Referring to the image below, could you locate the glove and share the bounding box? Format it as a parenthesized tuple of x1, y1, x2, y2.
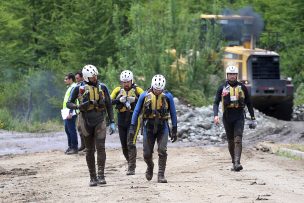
(127, 96, 136, 103)
(119, 96, 127, 103)
(129, 124, 135, 136)
(249, 117, 257, 129)
(109, 122, 116, 135)
(170, 126, 177, 143)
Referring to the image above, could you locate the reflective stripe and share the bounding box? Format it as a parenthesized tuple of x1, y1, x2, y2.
(133, 117, 141, 144)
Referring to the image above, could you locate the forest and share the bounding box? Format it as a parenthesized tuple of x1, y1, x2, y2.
(0, 0, 303, 131)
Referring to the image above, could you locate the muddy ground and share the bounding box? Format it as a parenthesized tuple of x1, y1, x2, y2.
(0, 121, 304, 203)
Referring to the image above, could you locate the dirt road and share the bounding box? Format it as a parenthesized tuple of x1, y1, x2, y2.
(1, 142, 304, 202)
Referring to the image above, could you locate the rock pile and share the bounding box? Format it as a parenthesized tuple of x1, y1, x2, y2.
(174, 98, 280, 145)
(292, 104, 304, 121)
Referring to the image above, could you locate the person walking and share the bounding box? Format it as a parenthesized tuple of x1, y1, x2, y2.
(110, 70, 144, 175)
(67, 65, 116, 186)
(213, 65, 257, 171)
(130, 74, 177, 183)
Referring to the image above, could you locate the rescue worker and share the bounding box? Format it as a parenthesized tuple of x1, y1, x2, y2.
(110, 70, 144, 175)
(62, 73, 78, 155)
(75, 71, 85, 151)
(213, 65, 257, 171)
(67, 64, 116, 186)
(130, 74, 177, 183)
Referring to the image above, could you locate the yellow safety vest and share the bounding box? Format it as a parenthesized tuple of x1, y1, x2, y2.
(78, 84, 106, 112)
(111, 86, 143, 112)
(63, 83, 77, 109)
(143, 92, 169, 119)
(222, 84, 245, 111)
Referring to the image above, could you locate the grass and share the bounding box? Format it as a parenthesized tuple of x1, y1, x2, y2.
(276, 149, 303, 160)
(283, 144, 304, 152)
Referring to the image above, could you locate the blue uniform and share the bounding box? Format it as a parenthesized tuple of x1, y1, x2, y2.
(131, 89, 177, 180)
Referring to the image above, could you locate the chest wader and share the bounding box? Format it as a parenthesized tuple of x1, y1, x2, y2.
(222, 85, 245, 172)
(142, 93, 169, 183)
(78, 84, 107, 186)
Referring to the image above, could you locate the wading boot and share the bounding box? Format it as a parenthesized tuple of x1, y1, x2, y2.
(158, 156, 167, 183)
(144, 158, 154, 181)
(86, 149, 97, 186)
(97, 176, 106, 185)
(228, 139, 235, 171)
(97, 149, 107, 184)
(89, 177, 98, 187)
(126, 146, 136, 175)
(234, 137, 243, 172)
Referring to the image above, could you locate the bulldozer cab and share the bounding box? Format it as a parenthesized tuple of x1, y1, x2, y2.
(201, 14, 255, 48)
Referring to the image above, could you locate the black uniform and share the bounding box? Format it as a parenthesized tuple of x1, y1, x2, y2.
(110, 84, 143, 175)
(213, 81, 255, 171)
(67, 81, 114, 185)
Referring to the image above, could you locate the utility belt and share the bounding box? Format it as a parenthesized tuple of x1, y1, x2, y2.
(143, 109, 169, 120)
(79, 100, 106, 112)
(116, 104, 134, 113)
(225, 104, 244, 109)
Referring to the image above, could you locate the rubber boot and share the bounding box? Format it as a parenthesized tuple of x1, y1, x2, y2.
(234, 136, 243, 172)
(228, 139, 235, 171)
(158, 155, 167, 183)
(89, 177, 98, 187)
(97, 148, 107, 184)
(86, 149, 97, 186)
(126, 146, 136, 175)
(144, 158, 154, 181)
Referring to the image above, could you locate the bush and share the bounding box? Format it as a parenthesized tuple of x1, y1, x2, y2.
(0, 108, 62, 132)
(294, 83, 304, 105)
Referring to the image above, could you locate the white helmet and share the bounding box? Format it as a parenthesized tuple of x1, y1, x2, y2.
(226, 65, 238, 74)
(82, 64, 99, 82)
(120, 70, 133, 82)
(151, 74, 166, 91)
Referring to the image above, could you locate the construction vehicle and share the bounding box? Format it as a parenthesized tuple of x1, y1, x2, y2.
(201, 14, 294, 120)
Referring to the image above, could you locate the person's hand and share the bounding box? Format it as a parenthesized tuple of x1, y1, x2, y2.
(109, 123, 116, 135)
(170, 126, 177, 143)
(127, 96, 136, 103)
(214, 116, 220, 125)
(66, 113, 73, 119)
(77, 102, 86, 111)
(249, 117, 257, 129)
(119, 96, 127, 103)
